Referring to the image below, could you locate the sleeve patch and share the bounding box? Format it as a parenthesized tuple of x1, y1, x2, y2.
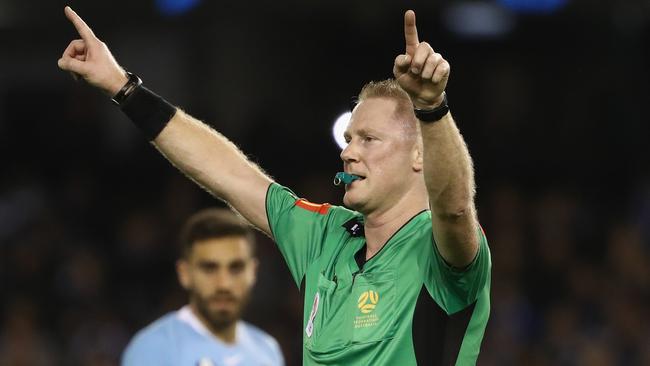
(295, 199, 331, 215)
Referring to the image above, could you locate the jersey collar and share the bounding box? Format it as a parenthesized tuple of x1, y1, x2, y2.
(342, 217, 365, 237)
(344, 209, 430, 273)
(177, 305, 245, 347)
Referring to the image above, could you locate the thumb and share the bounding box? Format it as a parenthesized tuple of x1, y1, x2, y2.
(58, 56, 88, 75)
(393, 54, 411, 77)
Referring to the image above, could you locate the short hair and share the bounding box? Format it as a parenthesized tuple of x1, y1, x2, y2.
(357, 79, 416, 122)
(178, 208, 255, 258)
(356, 79, 419, 140)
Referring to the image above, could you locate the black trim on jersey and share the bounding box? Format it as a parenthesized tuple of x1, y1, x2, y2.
(431, 232, 479, 273)
(346, 209, 428, 271)
(343, 217, 365, 237)
(413, 285, 477, 365)
(264, 182, 276, 240)
(354, 243, 367, 270)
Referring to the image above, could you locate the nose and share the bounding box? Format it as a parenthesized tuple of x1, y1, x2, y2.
(340, 140, 358, 163)
(214, 269, 234, 290)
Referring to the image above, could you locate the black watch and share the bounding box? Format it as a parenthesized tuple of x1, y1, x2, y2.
(414, 92, 449, 123)
(111, 71, 142, 106)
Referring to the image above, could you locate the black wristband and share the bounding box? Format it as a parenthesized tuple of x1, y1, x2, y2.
(414, 93, 449, 123)
(121, 85, 176, 140)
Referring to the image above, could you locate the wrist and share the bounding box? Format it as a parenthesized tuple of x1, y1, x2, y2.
(114, 72, 176, 140)
(412, 93, 446, 110)
(414, 92, 449, 123)
(106, 69, 129, 97)
(111, 71, 142, 106)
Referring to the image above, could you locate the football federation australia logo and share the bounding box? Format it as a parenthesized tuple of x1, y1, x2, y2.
(357, 290, 379, 314)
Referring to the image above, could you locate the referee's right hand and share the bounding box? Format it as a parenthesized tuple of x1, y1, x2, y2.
(58, 6, 128, 97)
(393, 10, 449, 109)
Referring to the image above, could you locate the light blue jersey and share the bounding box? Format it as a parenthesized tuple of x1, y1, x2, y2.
(122, 306, 284, 366)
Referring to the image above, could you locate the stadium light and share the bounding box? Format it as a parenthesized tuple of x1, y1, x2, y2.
(155, 0, 201, 16)
(498, 0, 568, 14)
(443, 2, 515, 39)
(332, 111, 351, 150)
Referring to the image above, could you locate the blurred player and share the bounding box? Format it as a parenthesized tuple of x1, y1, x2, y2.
(59, 7, 491, 365)
(121, 208, 284, 366)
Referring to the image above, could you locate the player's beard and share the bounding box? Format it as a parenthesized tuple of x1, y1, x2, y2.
(191, 290, 252, 331)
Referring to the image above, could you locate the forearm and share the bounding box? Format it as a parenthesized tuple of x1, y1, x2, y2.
(421, 113, 474, 214)
(421, 113, 478, 266)
(153, 109, 273, 234)
(56, 8, 274, 233)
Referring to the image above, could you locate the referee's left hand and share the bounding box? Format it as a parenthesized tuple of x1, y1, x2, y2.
(393, 10, 450, 110)
(57, 6, 128, 97)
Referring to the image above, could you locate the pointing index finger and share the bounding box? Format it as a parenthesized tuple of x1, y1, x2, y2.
(64, 6, 96, 42)
(404, 10, 419, 56)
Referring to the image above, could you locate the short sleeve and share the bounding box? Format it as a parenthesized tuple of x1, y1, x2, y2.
(266, 183, 333, 287)
(121, 329, 171, 366)
(424, 226, 492, 314)
(270, 337, 286, 366)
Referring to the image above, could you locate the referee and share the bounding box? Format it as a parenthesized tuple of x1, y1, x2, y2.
(58, 7, 491, 365)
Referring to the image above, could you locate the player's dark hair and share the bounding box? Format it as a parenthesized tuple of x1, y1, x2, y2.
(178, 208, 255, 258)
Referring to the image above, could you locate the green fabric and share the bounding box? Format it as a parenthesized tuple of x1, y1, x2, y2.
(266, 183, 491, 365)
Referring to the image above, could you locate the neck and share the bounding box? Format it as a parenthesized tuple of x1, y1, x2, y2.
(190, 303, 237, 344)
(362, 182, 428, 259)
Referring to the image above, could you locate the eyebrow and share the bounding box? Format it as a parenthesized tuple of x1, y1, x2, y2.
(344, 127, 380, 139)
(196, 260, 218, 270)
(195, 258, 248, 267)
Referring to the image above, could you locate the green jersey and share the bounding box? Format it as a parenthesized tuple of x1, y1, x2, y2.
(266, 183, 491, 366)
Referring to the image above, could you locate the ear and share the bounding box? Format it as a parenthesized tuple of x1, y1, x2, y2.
(412, 142, 423, 172)
(176, 259, 191, 290)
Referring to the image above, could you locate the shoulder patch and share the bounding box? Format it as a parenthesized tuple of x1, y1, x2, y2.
(295, 199, 331, 215)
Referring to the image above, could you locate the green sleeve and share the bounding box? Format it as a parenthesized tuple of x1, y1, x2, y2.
(265, 183, 332, 287)
(424, 226, 492, 314)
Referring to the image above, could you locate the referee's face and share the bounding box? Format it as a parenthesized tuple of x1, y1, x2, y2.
(341, 97, 421, 213)
(177, 236, 258, 331)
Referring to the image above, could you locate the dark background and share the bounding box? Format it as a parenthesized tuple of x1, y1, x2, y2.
(1, 0, 649, 365)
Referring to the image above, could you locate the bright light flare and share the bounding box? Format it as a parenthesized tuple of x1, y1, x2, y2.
(332, 112, 351, 150)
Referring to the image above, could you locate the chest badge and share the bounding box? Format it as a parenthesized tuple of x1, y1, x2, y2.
(357, 290, 379, 314)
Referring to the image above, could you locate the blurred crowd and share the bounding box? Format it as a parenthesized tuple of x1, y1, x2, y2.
(1, 156, 649, 366)
(479, 184, 650, 365)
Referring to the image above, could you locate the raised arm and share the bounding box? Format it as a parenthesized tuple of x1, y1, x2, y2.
(393, 10, 479, 268)
(57, 7, 273, 234)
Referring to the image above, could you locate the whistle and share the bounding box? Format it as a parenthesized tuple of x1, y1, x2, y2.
(333, 172, 361, 186)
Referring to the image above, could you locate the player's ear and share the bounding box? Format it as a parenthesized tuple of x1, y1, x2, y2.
(177, 259, 191, 289)
(412, 139, 423, 172)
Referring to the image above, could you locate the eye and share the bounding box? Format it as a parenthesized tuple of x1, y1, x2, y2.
(229, 260, 246, 275)
(198, 262, 218, 273)
(363, 135, 375, 143)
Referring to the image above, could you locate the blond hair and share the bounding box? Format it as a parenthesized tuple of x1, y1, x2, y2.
(357, 79, 419, 140)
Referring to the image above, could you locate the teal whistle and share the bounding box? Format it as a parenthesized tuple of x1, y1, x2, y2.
(333, 172, 361, 186)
